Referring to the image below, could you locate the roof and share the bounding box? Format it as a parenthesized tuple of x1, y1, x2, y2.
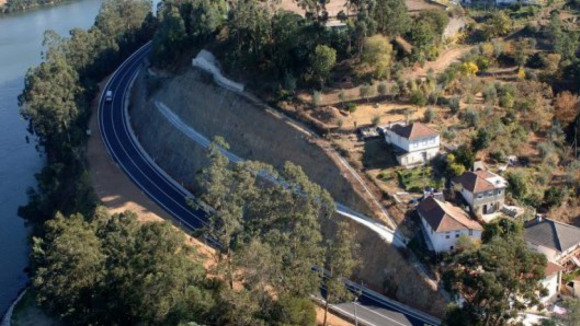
(525, 218, 580, 254)
(417, 197, 483, 232)
(453, 170, 507, 193)
(545, 261, 564, 277)
(388, 122, 438, 141)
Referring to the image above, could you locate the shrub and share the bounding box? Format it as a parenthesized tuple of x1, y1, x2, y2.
(372, 115, 381, 126)
(448, 163, 466, 177)
(424, 107, 436, 123)
(442, 128, 456, 141)
(544, 187, 564, 208)
(461, 108, 480, 128)
(507, 171, 529, 201)
(346, 103, 357, 113)
(378, 82, 388, 97)
(490, 149, 506, 163)
(449, 96, 461, 115)
(472, 128, 491, 151)
(411, 90, 427, 106)
(360, 84, 374, 101)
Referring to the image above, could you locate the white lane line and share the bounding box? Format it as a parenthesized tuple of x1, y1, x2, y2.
(329, 304, 378, 326)
(346, 280, 440, 325)
(98, 45, 207, 230)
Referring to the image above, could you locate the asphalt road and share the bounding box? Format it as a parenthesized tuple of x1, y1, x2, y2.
(98, 42, 441, 326)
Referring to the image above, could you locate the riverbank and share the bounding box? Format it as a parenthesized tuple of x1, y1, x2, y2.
(0, 0, 77, 15)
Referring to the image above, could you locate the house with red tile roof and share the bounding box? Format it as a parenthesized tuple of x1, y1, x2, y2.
(417, 196, 483, 253)
(381, 121, 440, 167)
(452, 170, 508, 216)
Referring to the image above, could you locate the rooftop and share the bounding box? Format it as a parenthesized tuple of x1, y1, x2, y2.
(418, 197, 483, 232)
(525, 218, 580, 254)
(545, 261, 564, 277)
(388, 122, 438, 141)
(453, 170, 508, 193)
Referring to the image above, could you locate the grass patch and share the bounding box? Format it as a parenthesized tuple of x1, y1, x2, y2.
(396, 166, 443, 193)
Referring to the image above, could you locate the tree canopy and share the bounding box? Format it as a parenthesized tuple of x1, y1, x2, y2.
(443, 235, 547, 325)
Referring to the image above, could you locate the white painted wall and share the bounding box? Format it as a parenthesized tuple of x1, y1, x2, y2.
(541, 273, 560, 303)
(398, 147, 439, 166)
(384, 131, 439, 153)
(420, 214, 482, 253)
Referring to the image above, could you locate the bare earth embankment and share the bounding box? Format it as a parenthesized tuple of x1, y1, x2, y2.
(130, 68, 447, 317)
(131, 70, 372, 216)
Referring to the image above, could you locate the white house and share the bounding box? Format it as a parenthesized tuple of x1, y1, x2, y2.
(525, 217, 580, 266)
(417, 196, 483, 253)
(382, 121, 440, 167)
(541, 261, 564, 303)
(452, 170, 508, 216)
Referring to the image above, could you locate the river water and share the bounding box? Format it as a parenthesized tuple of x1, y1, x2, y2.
(0, 0, 161, 316)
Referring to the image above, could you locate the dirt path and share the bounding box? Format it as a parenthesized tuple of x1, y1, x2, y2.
(87, 81, 353, 326)
(405, 45, 473, 80)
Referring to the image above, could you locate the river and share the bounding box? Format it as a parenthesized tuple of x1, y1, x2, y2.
(0, 0, 158, 316)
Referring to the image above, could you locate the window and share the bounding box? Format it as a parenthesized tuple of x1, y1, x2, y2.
(446, 235, 450, 239)
(498, 190, 502, 195)
(477, 193, 483, 199)
(455, 234, 460, 238)
(487, 191, 493, 197)
(469, 230, 473, 236)
(450, 246, 454, 251)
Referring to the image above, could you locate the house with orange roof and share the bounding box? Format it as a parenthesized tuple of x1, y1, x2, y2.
(417, 196, 483, 253)
(452, 170, 508, 216)
(381, 121, 440, 167)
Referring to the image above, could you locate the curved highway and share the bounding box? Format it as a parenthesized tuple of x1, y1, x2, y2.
(98, 42, 441, 326)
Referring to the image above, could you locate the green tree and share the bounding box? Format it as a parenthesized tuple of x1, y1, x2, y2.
(472, 128, 491, 151)
(271, 295, 317, 326)
(196, 137, 254, 289)
(19, 48, 81, 151)
(377, 82, 388, 97)
(309, 45, 337, 88)
(507, 171, 529, 201)
(373, 0, 409, 35)
(322, 222, 361, 326)
(443, 236, 547, 325)
(151, 9, 187, 67)
(361, 35, 392, 79)
(359, 84, 373, 101)
(32, 213, 105, 325)
(484, 12, 511, 39)
(32, 211, 214, 326)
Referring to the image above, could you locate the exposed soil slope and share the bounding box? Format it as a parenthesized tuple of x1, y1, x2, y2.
(130, 68, 447, 317)
(131, 69, 373, 216)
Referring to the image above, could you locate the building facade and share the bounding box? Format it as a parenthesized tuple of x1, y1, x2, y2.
(453, 170, 508, 216)
(417, 197, 483, 253)
(382, 121, 440, 167)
